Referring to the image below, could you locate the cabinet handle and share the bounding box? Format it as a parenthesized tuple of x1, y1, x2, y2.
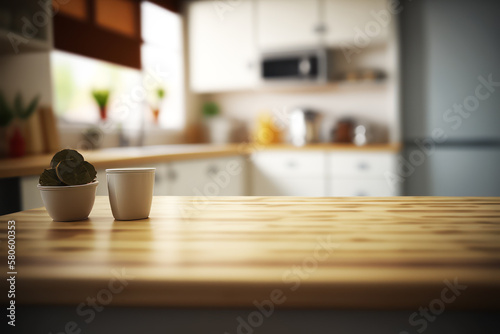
(357, 162, 370, 171)
(155, 173, 162, 183)
(314, 23, 327, 34)
(207, 165, 219, 176)
(167, 169, 177, 181)
(298, 58, 311, 76)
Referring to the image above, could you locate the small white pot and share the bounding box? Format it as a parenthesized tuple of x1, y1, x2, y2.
(204, 117, 233, 144)
(37, 181, 99, 222)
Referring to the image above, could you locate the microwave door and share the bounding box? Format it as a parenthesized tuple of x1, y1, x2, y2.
(263, 58, 300, 79)
(262, 57, 318, 80)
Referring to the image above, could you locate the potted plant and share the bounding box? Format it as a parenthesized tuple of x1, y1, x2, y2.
(150, 87, 166, 124)
(92, 89, 110, 121)
(0, 92, 40, 158)
(38, 149, 98, 221)
(202, 101, 233, 144)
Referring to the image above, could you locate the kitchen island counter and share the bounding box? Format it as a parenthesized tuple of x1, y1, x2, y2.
(1, 196, 499, 310)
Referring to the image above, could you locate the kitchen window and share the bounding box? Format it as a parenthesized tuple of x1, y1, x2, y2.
(51, 1, 184, 134)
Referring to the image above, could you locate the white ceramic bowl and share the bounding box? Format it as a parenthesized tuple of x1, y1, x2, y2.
(37, 181, 99, 222)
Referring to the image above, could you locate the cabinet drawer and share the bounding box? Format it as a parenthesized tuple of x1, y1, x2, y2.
(169, 156, 246, 196)
(252, 177, 325, 196)
(21, 175, 44, 210)
(328, 152, 396, 177)
(95, 164, 169, 196)
(329, 178, 399, 197)
(252, 151, 325, 177)
(95, 169, 108, 196)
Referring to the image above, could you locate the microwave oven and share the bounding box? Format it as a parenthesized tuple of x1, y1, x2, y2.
(261, 49, 329, 83)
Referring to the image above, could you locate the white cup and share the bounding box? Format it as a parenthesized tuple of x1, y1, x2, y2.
(106, 168, 155, 220)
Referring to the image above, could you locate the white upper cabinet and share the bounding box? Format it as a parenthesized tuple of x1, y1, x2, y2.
(256, 0, 323, 50)
(187, 0, 394, 92)
(324, 0, 390, 46)
(188, 0, 257, 92)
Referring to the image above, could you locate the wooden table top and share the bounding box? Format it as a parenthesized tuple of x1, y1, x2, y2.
(1, 196, 499, 309)
(0, 143, 400, 178)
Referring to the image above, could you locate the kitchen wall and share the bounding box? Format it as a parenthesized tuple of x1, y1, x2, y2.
(57, 123, 185, 149)
(0, 52, 53, 107)
(186, 0, 401, 144)
(206, 81, 394, 143)
(204, 43, 399, 143)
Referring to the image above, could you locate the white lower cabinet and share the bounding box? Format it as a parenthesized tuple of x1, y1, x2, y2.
(251, 151, 326, 196)
(95, 163, 170, 196)
(21, 151, 399, 211)
(250, 150, 400, 197)
(329, 178, 395, 197)
(152, 164, 170, 196)
(329, 152, 396, 178)
(21, 175, 43, 210)
(327, 152, 400, 197)
(95, 169, 108, 196)
(252, 176, 324, 196)
(168, 156, 246, 196)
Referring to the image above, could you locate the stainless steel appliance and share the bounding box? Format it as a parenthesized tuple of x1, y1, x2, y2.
(288, 108, 320, 146)
(402, 0, 500, 196)
(261, 49, 328, 83)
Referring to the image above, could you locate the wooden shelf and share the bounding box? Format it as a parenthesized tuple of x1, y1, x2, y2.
(199, 79, 388, 95)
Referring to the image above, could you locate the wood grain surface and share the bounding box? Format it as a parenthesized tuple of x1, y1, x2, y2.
(0, 143, 400, 178)
(1, 196, 499, 309)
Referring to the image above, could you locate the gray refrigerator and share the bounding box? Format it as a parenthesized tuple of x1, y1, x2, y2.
(401, 0, 500, 196)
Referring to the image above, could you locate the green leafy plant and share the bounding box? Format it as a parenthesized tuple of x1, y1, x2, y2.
(91, 90, 110, 109)
(0, 92, 40, 126)
(14, 93, 40, 120)
(157, 87, 166, 100)
(39, 149, 97, 186)
(202, 102, 219, 118)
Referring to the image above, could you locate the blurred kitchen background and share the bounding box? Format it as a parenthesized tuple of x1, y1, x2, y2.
(1, 0, 500, 213)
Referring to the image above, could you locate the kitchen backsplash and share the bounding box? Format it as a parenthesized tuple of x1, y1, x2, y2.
(205, 83, 395, 144)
